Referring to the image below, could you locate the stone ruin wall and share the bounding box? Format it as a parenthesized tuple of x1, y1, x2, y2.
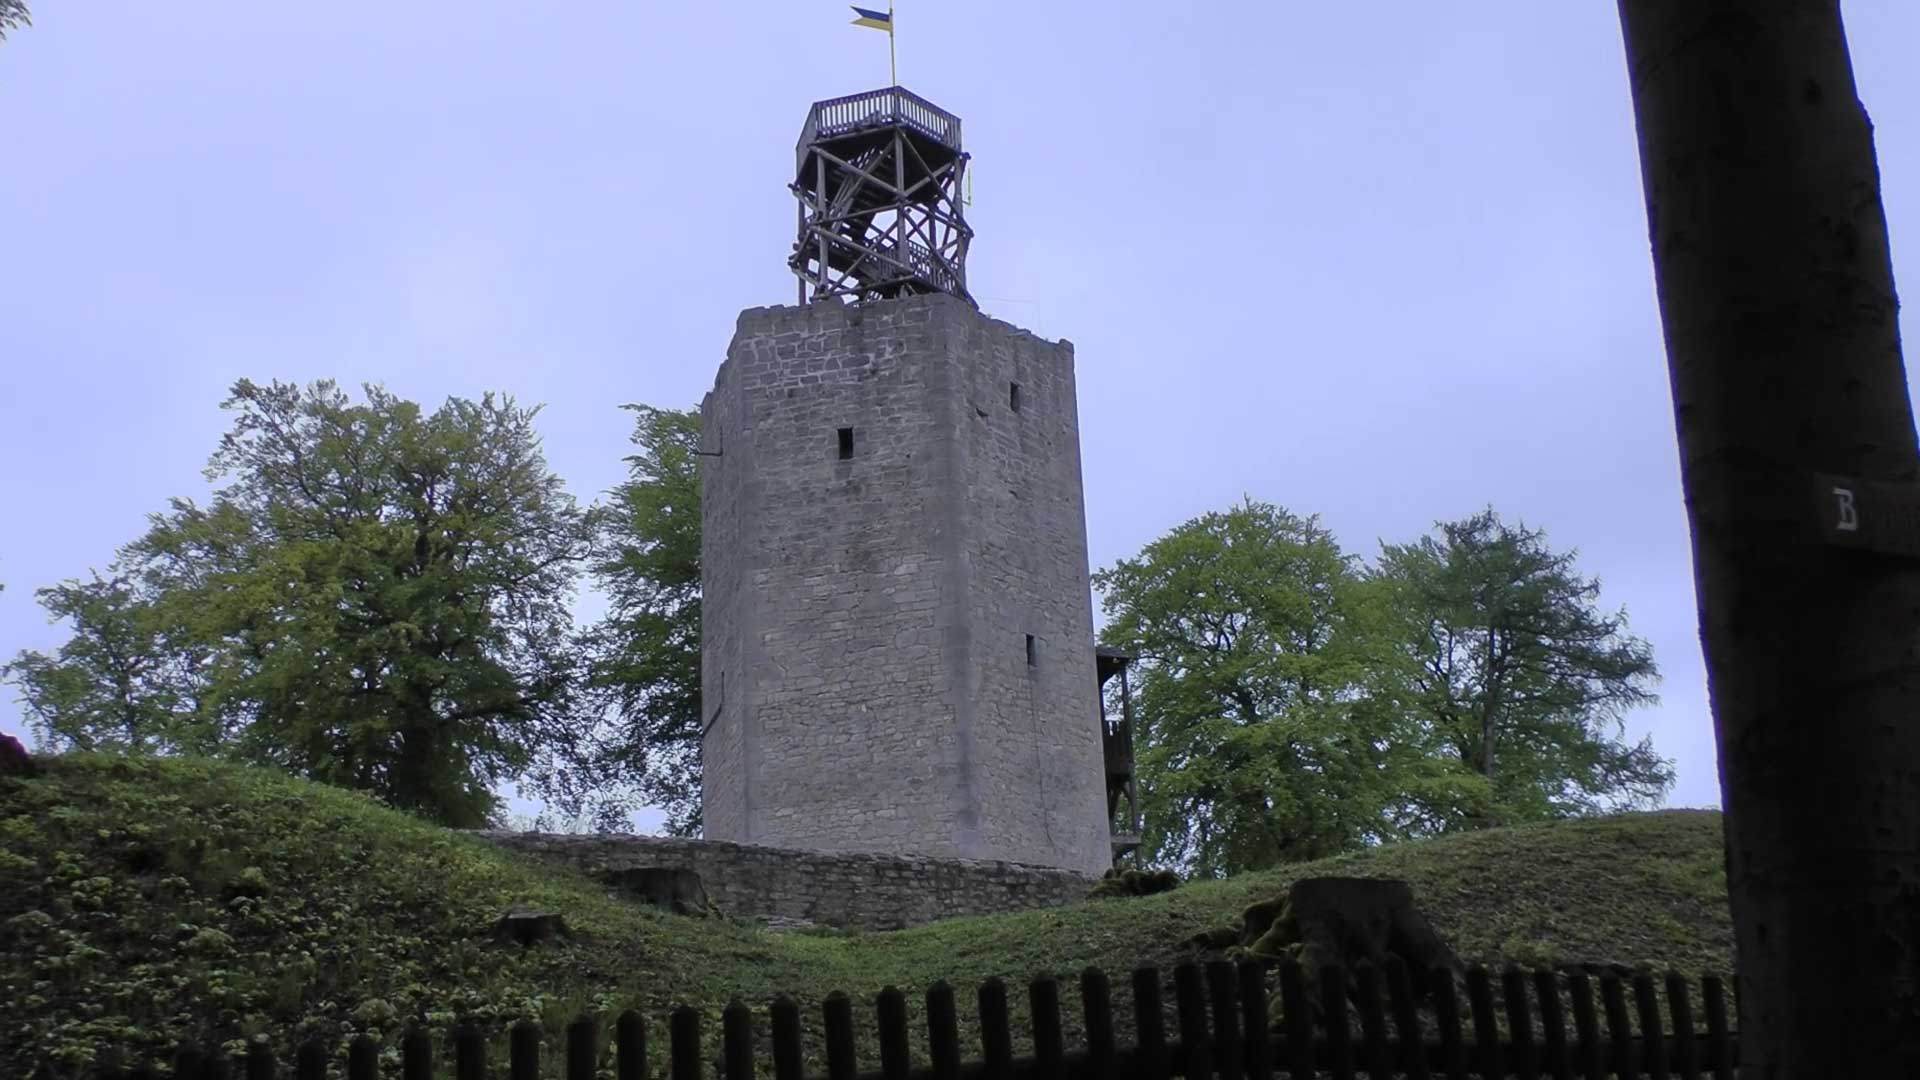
(470, 830, 1095, 932)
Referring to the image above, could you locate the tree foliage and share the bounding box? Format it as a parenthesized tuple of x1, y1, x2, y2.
(0, 2, 29, 42)
(1093, 501, 1475, 876)
(5, 575, 206, 754)
(1374, 510, 1671, 825)
(563, 405, 705, 835)
(1095, 500, 1671, 877)
(4, 380, 593, 827)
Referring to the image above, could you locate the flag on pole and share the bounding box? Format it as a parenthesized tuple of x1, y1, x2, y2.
(849, 5, 892, 32)
(849, 4, 897, 86)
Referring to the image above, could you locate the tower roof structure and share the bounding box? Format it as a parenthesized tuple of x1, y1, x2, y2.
(790, 86, 974, 305)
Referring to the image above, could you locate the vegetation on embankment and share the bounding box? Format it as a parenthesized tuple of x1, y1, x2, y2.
(1, 755, 1730, 1075)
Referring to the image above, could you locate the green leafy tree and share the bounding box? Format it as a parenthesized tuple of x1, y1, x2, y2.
(1374, 510, 1671, 826)
(4, 380, 593, 827)
(1094, 500, 1473, 876)
(565, 406, 705, 835)
(4, 575, 207, 753)
(0, 2, 29, 42)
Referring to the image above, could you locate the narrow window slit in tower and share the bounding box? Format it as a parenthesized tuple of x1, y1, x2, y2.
(837, 427, 854, 460)
(1009, 383, 1022, 412)
(1026, 634, 1037, 667)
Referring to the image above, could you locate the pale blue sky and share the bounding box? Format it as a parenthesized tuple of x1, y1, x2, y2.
(4, 3, 1918, 830)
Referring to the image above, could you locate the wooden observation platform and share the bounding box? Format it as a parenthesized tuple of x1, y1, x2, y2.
(791, 86, 975, 305)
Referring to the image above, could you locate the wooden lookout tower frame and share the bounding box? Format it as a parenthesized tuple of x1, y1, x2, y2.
(791, 87, 975, 305)
(1098, 647, 1143, 866)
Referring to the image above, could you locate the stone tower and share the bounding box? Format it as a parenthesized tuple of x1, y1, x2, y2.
(698, 88, 1113, 877)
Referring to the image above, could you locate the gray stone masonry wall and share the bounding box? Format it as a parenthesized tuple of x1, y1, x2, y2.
(470, 831, 1095, 931)
(699, 292, 1112, 876)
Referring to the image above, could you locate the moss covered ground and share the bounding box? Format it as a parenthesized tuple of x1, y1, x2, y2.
(0, 755, 1731, 1076)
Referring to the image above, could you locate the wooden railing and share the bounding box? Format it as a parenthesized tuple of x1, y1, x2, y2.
(798, 86, 964, 164)
(85, 958, 1739, 1079)
(858, 234, 963, 295)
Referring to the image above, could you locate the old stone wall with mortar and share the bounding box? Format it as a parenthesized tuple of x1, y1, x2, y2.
(470, 831, 1095, 931)
(699, 292, 1112, 876)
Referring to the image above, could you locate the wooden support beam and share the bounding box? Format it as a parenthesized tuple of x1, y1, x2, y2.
(793, 109, 973, 304)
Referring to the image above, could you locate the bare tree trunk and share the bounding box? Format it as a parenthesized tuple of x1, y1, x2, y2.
(1616, 2, 1920, 1075)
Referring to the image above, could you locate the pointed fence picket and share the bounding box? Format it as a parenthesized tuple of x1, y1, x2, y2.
(82, 959, 1740, 1079)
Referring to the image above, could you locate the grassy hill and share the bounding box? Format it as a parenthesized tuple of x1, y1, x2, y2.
(0, 755, 1731, 1074)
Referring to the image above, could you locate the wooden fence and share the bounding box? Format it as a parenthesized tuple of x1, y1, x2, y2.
(85, 958, 1738, 1080)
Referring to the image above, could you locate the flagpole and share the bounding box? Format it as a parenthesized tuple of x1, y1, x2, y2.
(888, 1, 897, 86)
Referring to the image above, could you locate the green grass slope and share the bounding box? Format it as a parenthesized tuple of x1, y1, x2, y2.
(0, 755, 1731, 1074)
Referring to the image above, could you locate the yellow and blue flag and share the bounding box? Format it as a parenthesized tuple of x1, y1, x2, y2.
(849, 5, 893, 32)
